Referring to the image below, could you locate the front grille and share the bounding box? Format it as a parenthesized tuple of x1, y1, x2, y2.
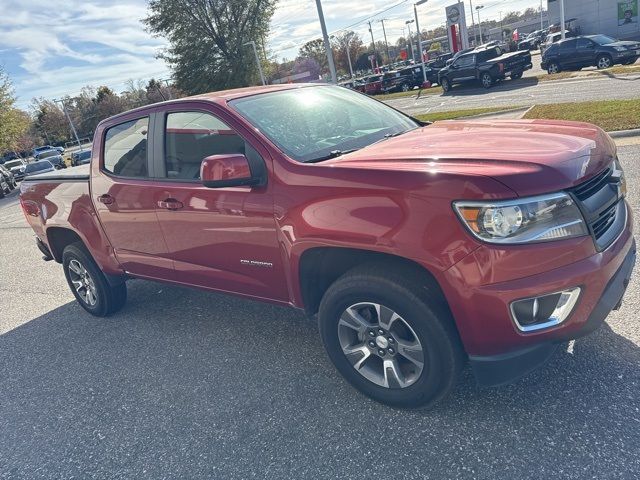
(570, 164, 625, 251)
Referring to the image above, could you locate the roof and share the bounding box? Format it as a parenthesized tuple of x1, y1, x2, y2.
(189, 83, 319, 102)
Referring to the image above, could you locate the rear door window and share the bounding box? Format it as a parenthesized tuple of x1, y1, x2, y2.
(103, 117, 149, 177)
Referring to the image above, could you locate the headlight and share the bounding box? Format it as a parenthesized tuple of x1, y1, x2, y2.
(613, 46, 626, 52)
(454, 192, 588, 244)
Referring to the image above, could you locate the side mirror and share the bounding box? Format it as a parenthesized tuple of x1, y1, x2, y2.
(201, 154, 260, 188)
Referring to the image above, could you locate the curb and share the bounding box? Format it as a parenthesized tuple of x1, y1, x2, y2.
(608, 129, 640, 138)
(536, 71, 640, 85)
(461, 106, 531, 120)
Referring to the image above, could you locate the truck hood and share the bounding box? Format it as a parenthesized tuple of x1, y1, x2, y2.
(325, 119, 617, 197)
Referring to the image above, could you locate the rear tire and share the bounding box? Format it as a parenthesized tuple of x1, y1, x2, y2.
(318, 264, 464, 409)
(62, 242, 127, 317)
(510, 71, 523, 80)
(481, 72, 494, 89)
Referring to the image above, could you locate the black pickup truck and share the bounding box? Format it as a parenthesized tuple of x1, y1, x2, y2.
(438, 45, 533, 92)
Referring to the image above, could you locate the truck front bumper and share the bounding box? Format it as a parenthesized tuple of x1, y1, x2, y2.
(438, 202, 635, 386)
(469, 240, 636, 386)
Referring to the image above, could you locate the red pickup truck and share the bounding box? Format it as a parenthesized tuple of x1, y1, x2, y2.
(20, 84, 635, 409)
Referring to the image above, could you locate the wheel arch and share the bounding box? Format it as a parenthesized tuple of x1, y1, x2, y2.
(298, 246, 451, 318)
(46, 226, 83, 263)
(46, 226, 125, 286)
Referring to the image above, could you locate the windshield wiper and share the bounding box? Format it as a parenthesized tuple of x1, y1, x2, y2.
(305, 148, 360, 163)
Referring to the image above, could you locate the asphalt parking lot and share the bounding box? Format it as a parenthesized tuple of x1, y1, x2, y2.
(389, 73, 640, 115)
(1, 143, 639, 479)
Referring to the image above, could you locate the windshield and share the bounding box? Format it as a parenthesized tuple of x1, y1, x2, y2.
(230, 86, 418, 163)
(5, 160, 23, 169)
(26, 161, 53, 172)
(591, 35, 617, 45)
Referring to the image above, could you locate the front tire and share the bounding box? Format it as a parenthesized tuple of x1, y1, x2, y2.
(318, 265, 464, 409)
(510, 71, 523, 80)
(596, 54, 612, 69)
(481, 72, 494, 89)
(440, 77, 451, 93)
(62, 242, 127, 317)
(547, 62, 561, 74)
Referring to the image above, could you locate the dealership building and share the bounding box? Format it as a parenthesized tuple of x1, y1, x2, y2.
(548, 0, 640, 40)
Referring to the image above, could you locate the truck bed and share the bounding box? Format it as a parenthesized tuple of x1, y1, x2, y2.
(22, 164, 90, 182)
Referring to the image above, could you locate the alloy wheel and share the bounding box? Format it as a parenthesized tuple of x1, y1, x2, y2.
(68, 259, 98, 306)
(338, 302, 425, 389)
(548, 63, 559, 74)
(481, 73, 493, 88)
(597, 56, 612, 69)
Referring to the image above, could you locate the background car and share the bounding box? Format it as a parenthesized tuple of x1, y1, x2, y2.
(382, 66, 430, 93)
(24, 160, 55, 178)
(542, 35, 640, 73)
(0, 173, 9, 198)
(43, 155, 66, 170)
(363, 74, 383, 95)
(518, 30, 546, 51)
(71, 150, 92, 166)
(0, 164, 17, 192)
(540, 30, 574, 54)
(2, 159, 27, 181)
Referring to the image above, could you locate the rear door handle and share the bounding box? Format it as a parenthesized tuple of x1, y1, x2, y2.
(97, 194, 114, 205)
(157, 198, 184, 210)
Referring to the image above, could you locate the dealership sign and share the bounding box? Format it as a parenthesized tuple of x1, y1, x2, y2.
(618, 0, 638, 26)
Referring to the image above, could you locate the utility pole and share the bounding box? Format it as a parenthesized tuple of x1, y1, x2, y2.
(378, 19, 391, 66)
(559, 0, 566, 39)
(405, 19, 415, 62)
(367, 20, 378, 69)
(499, 11, 503, 40)
(540, 0, 544, 30)
(55, 98, 83, 151)
(244, 41, 266, 86)
(414, 0, 429, 85)
(476, 5, 484, 44)
(315, 0, 338, 83)
(160, 78, 173, 100)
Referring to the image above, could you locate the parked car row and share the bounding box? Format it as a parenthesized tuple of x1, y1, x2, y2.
(542, 34, 640, 74)
(0, 149, 92, 199)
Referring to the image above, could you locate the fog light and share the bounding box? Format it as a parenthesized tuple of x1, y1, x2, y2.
(510, 288, 581, 332)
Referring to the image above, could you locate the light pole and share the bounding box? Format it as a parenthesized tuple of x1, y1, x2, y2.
(333, 33, 355, 79)
(314, 0, 338, 83)
(414, 0, 429, 85)
(540, 0, 544, 30)
(378, 19, 391, 66)
(244, 41, 266, 86)
(475, 5, 484, 44)
(55, 99, 83, 151)
(559, 0, 566, 39)
(405, 19, 415, 62)
(469, 0, 477, 46)
(367, 20, 378, 70)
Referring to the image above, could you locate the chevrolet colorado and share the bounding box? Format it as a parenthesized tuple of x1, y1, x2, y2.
(20, 84, 635, 408)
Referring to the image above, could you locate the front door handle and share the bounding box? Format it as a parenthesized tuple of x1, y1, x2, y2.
(157, 198, 184, 210)
(97, 194, 114, 205)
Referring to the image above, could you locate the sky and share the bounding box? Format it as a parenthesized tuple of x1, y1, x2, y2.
(0, 0, 543, 108)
